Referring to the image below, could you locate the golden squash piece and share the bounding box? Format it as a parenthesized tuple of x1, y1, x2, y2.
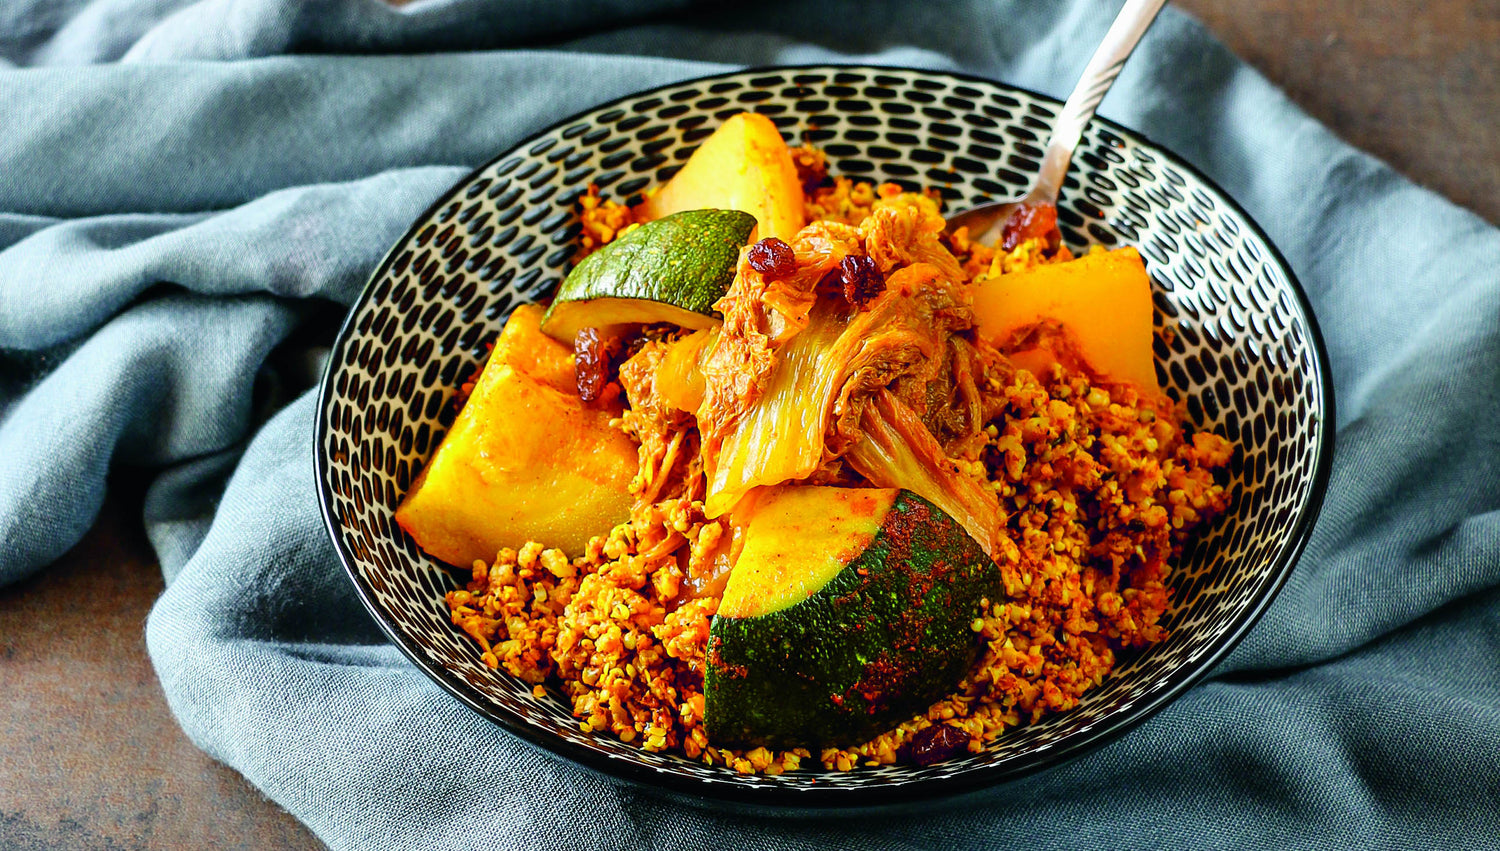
(393, 305, 639, 564)
(972, 246, 1161, 394)
(494, 303, 575, 392)
(639, 112, 806, 242)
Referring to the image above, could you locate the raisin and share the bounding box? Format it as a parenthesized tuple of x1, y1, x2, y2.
(746, 237, 797, 278)
(573, 327, 620, 403)
(1000, 201, 1060, 252)
(907, 723, 970, 767)
(813, 266, 844, 296)
(839, 254, 885, 306)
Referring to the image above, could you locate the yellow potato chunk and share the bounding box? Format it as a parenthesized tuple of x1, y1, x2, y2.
(639, 112, 806, 242)
(973, 246, 1160, 394)
(493, 303, 575, 393)
(394, 305, 638, 563)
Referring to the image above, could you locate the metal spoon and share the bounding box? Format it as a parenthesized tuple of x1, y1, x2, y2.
(944, 0, 1168, 246)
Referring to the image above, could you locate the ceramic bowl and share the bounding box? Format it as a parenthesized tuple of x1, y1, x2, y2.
(315, 65, 1334, 809)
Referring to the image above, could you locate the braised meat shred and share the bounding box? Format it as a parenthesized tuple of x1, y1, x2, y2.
(613, 193, 1008, 554)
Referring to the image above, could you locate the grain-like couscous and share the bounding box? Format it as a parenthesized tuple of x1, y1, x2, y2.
(440, 144, 1232, 774)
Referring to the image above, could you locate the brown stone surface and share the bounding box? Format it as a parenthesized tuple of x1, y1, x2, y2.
(1, 3, 1495, 848)
(0, 494, 322, 850)
(1176, 0, 1500, 224)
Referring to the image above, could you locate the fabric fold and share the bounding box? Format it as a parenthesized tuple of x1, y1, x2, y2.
(0, 168, 464, 348)
(1, 293, 297, 583)
(5, 0, 698, 66)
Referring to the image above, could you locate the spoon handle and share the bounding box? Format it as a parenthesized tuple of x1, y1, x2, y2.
(1028, 0, 1168, 204)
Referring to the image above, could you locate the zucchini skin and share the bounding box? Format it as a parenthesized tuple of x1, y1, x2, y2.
(705, 490, 999, 749)
(541, 208, 755, 341)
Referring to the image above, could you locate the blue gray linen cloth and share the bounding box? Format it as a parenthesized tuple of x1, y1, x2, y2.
(3, 0, 1498, 847)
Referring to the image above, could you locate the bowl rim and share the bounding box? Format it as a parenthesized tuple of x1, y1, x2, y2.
(314, 62, 1337, 809)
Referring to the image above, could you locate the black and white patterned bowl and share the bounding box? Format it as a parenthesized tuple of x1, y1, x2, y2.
(315, 65, 1334, 810)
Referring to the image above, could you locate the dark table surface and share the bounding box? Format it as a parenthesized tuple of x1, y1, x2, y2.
(3, 3, 1496, 848)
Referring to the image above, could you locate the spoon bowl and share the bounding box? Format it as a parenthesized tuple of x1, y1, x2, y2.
(945, 0, 1168, 247)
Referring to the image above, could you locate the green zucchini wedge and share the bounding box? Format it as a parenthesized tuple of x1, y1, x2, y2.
(541, 208, 756, 342)
(705, 486, 1000, 749)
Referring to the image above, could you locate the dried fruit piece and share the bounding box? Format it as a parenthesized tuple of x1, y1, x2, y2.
(838, 254, 885, 306)
(999, 201, 1059, 252)
(746, 237, 797, 278)
(907, 723, 970, 766)
(573, 327, 623, 403)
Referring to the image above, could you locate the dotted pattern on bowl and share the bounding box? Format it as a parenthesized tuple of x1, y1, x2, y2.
(316, 66, 1329, 799)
